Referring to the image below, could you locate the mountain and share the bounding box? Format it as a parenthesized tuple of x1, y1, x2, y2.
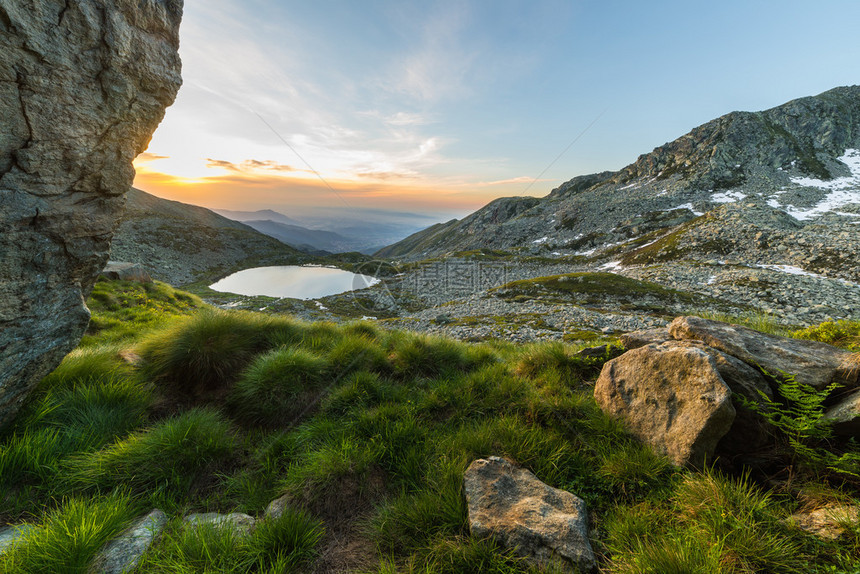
(240, 219, 352, 254)
(213, 208, 303, 227)
(377, 85, 860, 283)
(111, 189, 307, 286)
(217, 207, 438, 254)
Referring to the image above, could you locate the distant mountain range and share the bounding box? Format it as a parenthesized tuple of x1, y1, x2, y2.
(377, 85, 860, 286)
(214, 208, 439, 255)
(111, 189, 306, 286)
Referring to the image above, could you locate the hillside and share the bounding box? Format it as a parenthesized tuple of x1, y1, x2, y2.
(378, 85, 860, 267)
(110, 189, 308, 286)
(345, 87, 860, 338)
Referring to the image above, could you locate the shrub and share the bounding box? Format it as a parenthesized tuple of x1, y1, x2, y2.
(137, 310, 284, 398)
(67, 408, 235, 502)
(228, 347, 331, 426)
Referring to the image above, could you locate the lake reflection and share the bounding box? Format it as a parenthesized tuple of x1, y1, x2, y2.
(210, 266, 379, 299)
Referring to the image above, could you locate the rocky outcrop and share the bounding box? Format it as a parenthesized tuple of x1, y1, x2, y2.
(598, 317, 859, 466)
(594, 343, 736, 467)
(0, 0, 182, 429)
(668, 316, 855, 390)
(464, 457, 596, 572)
(89, 509, 168, 574)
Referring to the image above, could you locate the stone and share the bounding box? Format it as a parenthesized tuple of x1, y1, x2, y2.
(822, 388, 860, 436)
(789, 503, 860, 540)
(183, 512, 255, 535)
(661, 340, 775, 456)
(0, 524, 35, 554)
(574, 344, 624, 360)
(101, 261, 152, 283)
(669, 316, 855, 390)
(594, 342, 736, 467)
(618, 327, 672, 350)
(264, 494, 290, 520)
(0, 0, 183, 429)
(464, 456, 595, 573)
(89, 509, 168, 574)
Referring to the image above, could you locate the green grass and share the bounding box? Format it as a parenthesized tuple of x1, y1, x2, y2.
(134, 507, 324, 573)
(0, 492, 135, 574)
(2, 278, 858, 572)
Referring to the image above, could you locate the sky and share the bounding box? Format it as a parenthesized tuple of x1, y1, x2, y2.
(133, 0, 860, 222)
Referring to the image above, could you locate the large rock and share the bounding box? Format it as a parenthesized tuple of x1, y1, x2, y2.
(464, 456, 595, 573)
(669, 316, 855, 390)
(595, 342, 736, 467)
(618, 327, 671, 350)
(101, 261, 152, 283)
(0, 0, 182, 429)
(89, 509, 168, 574)
(789, 502, 860, 540)
(664, 340, 775, 456)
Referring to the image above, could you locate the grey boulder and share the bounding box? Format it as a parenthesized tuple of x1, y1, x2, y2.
(464, 456, 595, 572)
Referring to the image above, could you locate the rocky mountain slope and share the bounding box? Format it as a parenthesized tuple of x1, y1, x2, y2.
(352, 87, 860, 338)
(111, 188, 306, 286)
(379, 86, 860, 267)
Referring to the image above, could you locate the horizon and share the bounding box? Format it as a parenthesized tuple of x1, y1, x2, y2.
(134, 0, 860, 225)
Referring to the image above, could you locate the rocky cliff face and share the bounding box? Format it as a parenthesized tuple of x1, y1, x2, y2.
(0, 0, 183, 428)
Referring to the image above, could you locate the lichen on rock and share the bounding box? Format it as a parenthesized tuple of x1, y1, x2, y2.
(0, 0, 183, 429)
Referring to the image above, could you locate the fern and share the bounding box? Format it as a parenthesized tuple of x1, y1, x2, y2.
(738, 370, 860, 478)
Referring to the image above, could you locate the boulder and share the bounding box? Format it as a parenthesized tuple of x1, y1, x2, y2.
(668, 316, 854, 390)
(618, 327, 672, 350)
(0, 0, 183, 429)
(264, 494, 290, 520)
(183, 512, 256, 535)
(822, 388, 860, 436)
(595, 342, 736, 467)
(0, 524, 35, 554)
(663, 340, 775, 456)
(464, 457, 595, 573)
(101, 261, 152, 283)
(89, 509, 168, 574)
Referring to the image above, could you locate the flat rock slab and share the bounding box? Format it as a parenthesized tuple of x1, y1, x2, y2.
(595, 342, 736, 467)
(669, 316, 854, 390)
(790, 503, 860, 540)
(89, 509, 167, 574)
(0, 524, 35, 554)
(464, 457, 595, 573)
(183, 512, 255, 535)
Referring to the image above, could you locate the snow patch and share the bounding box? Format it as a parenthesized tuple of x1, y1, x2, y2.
(599, 261, 623, 272)
(710, 190, 747, 204)
(778, 149, 860, 220)
(314, 301, 328, 311)
(755, 264, 855, 286)
(533, 236, 549, 244)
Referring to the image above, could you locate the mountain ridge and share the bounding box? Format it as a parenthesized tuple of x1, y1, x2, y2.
(377, 85, 860, 263)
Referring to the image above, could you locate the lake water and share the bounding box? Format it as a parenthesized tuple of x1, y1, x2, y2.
(209, 266, 379, 299)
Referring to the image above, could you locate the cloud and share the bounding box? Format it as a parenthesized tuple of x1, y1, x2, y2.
(205, 158, 298, 174)
(135, 152, 169, 162)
